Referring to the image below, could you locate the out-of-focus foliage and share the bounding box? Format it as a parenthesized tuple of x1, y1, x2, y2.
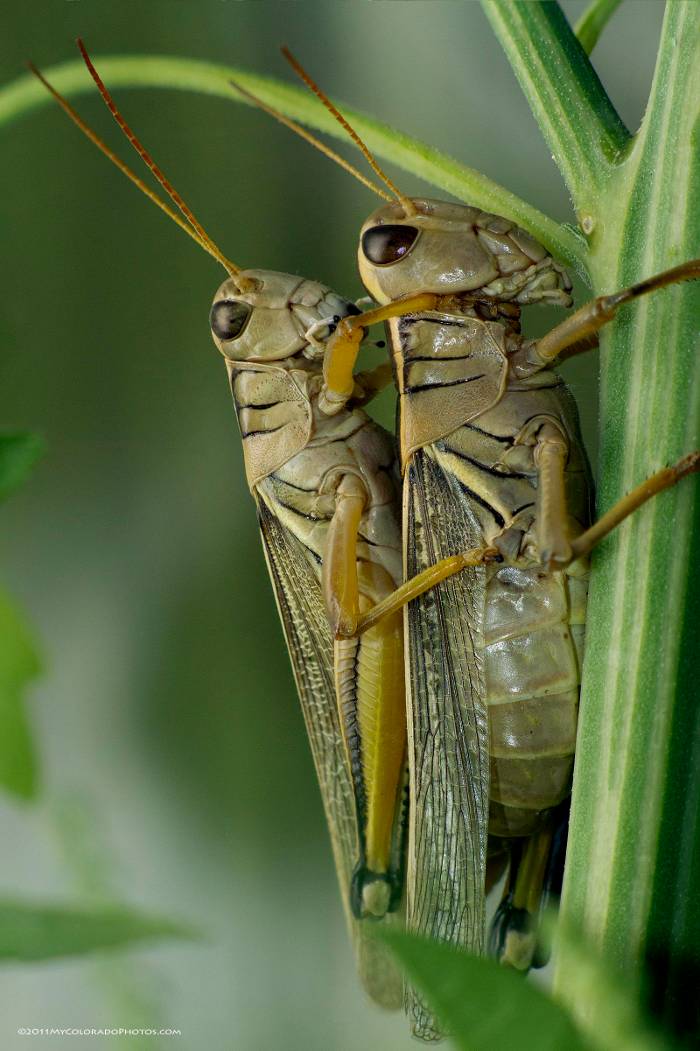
(0, 901, 192, 962)
(0, 588, 40, 799)
(0, 432, 43, 799)
(0, 430, 190, 968)
(0, 433, 44, 505)
(383, 930, 593, 1051)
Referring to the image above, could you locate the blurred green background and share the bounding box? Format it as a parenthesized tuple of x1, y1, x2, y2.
(1, 2, 666, 1048)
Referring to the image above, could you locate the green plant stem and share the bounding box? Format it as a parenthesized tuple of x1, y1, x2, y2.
(574, 0, 625, 55)
(0, 55, 586, 276)
(486, 0, 699, 1040)
(482, 0, 630, 208)
(555, 1, 700, 1038)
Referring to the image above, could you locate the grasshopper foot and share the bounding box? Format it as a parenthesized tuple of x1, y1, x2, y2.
(351, 864, 400, 920)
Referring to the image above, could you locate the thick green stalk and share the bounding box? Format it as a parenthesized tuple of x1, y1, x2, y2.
(485, 0, 699, 1040)
(0, 56, 585, 274)
(556, 2, 700, 1039)
(482, 0, 630, 208)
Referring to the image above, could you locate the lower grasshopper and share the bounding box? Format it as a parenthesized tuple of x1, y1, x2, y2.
(271, 51, 700, 1040)
(29, 42, 453, 1010)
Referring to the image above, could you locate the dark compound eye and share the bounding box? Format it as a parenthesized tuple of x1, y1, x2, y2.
(210, 300, 252, 341)
(361, 224, 419, 266)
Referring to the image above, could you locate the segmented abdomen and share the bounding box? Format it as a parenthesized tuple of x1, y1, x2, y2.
(429, 375, 592, 839)
(482, 561, 588, 836)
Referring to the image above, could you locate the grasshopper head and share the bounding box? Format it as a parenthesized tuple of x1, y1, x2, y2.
(357, 199, 572, 308)
(210, 269, 359, 364)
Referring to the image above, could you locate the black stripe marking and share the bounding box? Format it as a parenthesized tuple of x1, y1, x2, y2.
(400, 316, 472, 331)
(406, 352, 478, 364)
(405, 374, 485, 395)
(239, 400, 279, 411)
(463, 422, 513, 445)
(272, 494, 324, 524)
(270, 474, 318, 494)
(444, 447, 532, 481)
(456, 481, 506, 528)
(243, 424, 285, 439)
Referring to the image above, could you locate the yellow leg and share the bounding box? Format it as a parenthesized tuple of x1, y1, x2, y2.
(322, 474, 367, 637)
(322, 473, 407, 918)
(353, 546, 501, 637)
(521, 423, 697, 570)
(494, 825, 554, 972)
(513, 258, 700, 374)
(348, 573, 407, 919)
(511, 826, 554, 917)
(533, 421, 572, 567)
(321, 292, 439, 415)
(567, 452, 700, 563)
(353, 453, 698, 637)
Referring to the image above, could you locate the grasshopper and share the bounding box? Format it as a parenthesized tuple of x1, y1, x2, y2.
(266, 50, 700, 1040)
(28, 41, 467, 1010)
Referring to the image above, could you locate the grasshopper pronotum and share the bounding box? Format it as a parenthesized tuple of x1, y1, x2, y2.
(263, 49, 700, 1040)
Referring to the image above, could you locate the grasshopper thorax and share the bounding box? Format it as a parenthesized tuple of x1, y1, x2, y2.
(358, 199, 572, 309)
(210, 269, 360, 364)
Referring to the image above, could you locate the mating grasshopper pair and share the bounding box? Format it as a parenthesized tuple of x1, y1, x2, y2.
(33, 41, 699, 1041)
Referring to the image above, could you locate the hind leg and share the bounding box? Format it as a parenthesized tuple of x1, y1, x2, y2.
(489, 803, 569, 970)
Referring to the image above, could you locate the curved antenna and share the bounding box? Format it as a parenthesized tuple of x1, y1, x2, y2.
(74, 39, 247, 285)
(75, 40, 243, 281)
(30, 39, 245, 284)
(28, 61, 233, 271)
(281, 47, 417, 218)
(228, 78, 392, 203)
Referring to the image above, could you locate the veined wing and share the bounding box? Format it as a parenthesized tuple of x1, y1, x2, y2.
(403, 446, 490, 1040)
(257, 499, 402, 1009)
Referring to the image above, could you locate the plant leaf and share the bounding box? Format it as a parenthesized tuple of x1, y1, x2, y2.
(381, 929, 592, 1051)
(0, 900, 193, 962)
(0, 432, 44, 504)
(0, 590, 40, 799)
(0, 55, 587, 275)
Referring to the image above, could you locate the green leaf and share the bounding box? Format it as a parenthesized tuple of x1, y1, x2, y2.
(0, 900, 193, 962)
(574, 0, 625, 55)
(0, 55, 586, 275)
(0, 432, 44, 504)
(0, 590, 40, 799)
(381, 929, 592, 1051)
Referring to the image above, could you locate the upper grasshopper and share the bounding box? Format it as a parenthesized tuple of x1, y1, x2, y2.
(265, 48, 700, 1041)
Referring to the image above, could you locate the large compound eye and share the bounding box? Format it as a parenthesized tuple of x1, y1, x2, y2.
(210, 300, 252, 341)
(361, 224, 419, 265)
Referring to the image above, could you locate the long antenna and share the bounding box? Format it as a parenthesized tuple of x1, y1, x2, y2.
(74, 39, 246, 284)
(280, 47, 417, 218)
(228, 77, 391, 203)
(28, 62, 230, 268)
